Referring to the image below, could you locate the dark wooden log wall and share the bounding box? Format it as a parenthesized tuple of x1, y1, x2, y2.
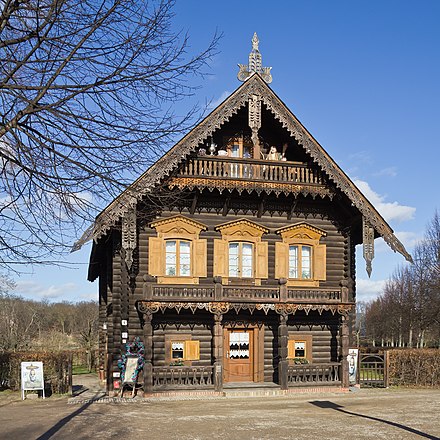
(104, 200, 354, 385)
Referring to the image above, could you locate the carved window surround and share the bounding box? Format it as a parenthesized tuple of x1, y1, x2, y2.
(275, 223, 327, 287)
(213, 219, 269, 286)
(149, 215, 207, 285)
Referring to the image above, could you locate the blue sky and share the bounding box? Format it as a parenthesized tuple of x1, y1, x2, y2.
(11, 0, 440, 303)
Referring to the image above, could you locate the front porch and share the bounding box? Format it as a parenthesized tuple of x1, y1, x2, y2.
(136, 302, 350, 396)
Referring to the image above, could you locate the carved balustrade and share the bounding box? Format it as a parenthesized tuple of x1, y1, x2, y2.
(152, 366, 214, 390)
(144, 281, 346, 304)
(287, 362, 341, 386)
(180, 157, 324, 184)
(287, 289, 341, 302)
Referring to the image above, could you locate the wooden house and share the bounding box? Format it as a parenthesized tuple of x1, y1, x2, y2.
(86, 34, 411, 395)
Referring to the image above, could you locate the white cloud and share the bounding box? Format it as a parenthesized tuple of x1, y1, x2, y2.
(356, 278, 386, 302)
(208, 91, 231, 110)
(373, 166, 397, 178)
(395, 231, 423, 250)
(14, 280, 78, 300)
(353, 179, 416, 223)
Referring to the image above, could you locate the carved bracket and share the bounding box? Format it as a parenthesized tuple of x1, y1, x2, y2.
(363, 217, 375, 277)
(122, 205, 137, 270)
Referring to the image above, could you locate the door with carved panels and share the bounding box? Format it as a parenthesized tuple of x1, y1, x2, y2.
(224, 329, 253, 382)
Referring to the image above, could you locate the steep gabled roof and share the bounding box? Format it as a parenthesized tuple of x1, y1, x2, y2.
(85, 74, 411, 262)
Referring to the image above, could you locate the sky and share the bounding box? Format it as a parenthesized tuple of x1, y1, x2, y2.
(10, 0, 440, 303)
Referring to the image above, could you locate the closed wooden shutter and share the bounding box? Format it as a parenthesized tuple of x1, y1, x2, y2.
(287, 340, 295, 359)
(255, 241, 268, 279)
(314, 244, 326, 280)
(185, 340, 200, 361)
(148, 237, 163, 276)
(275, 242, 289, 279)
(213, 239, 228, 277)
(193, 239, 207, 277)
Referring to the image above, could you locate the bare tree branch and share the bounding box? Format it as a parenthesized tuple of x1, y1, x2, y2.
(0, 0, 219, 269)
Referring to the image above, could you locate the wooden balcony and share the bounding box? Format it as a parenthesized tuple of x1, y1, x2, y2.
(144, 281, 347, 304)
(181, 156, 324, 183)
(169, 156, 332, 197)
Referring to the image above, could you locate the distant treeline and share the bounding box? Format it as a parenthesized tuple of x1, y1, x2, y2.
(0, 290, 98, 355)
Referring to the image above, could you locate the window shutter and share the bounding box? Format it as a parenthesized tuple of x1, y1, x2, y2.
(148, 237, 163, 276)
(185, 340, 200, 361)
(255, 241, 268, 279)
(275, 242, 289, 279)
(287, 340, 295, 359)
(213, 239, 228, 277)
(314, 244, 326, 280)
(193, 239, 207, 277)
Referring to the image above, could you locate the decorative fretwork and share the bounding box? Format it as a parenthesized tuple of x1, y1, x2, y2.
(363, 217, 375, 277)
(237, 33, 272, 84)
(89, 75, 411, 265)
(121, 205, 137, 270)
(136, 301, 353, 317)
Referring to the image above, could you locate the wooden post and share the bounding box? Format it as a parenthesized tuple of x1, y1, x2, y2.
(212, 313, 223, 392)
(384, 350, 389, 388)
(279, 278, 287, 302)
(143, 312, 153, 396)
(213, 276, 223, 301)
(278, 313, 288, 390)
(341, 315, 349, 388)
(68, 352, 73, 396)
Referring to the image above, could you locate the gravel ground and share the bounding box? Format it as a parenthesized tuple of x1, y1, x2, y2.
(0, 377, 439, 440)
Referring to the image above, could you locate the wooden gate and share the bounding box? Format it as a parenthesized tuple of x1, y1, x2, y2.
(359, 352, 389, 388)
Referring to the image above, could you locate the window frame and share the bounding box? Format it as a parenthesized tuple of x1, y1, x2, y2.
(214, 219, 269, 285)
(165, 239, 192, 277)
(228, 241, 254, 278)
(288, 244, 313, 280)
(149, 215, 207, 285)
(287, 335, 313, 363)
(275, 223, 326, 287)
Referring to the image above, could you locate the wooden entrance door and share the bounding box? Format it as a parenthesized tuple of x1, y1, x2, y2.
(224, 329, 253, 382)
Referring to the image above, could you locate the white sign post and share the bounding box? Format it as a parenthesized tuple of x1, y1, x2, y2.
(21, 362, 45, 400)
(347, 348, 359, 386)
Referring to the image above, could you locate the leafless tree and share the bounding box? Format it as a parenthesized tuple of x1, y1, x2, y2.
(0, 0, 219, 270)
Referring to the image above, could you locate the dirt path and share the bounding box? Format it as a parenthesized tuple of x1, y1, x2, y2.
(1, 386, 439, 439)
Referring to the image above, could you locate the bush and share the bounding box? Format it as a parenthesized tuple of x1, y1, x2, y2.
(0, 351, 72, 394)
(388, 349, 440, 387)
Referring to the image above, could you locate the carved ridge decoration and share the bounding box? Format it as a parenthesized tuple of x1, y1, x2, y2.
(248, 94, 261, 148)
(168, 177, 333, 199)
(136, 301, 353, 317)
(91, 75, 411, 264)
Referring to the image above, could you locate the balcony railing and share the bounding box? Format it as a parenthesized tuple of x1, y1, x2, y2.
(287, 362, 341, 386)
(179, 156, 324, 184)
(152, 366, 213, 390)
(145, 281, 346, 304)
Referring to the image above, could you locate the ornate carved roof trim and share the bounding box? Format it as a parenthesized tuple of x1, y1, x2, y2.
(90, 74, 411, 262)
(275, 223, 327, 238)
(215, 218, 269, 234)
(150, 215, 207, 232)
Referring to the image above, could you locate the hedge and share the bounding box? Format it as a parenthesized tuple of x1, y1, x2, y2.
(388, 349, 440, 387)
(0, 351, 72, 394)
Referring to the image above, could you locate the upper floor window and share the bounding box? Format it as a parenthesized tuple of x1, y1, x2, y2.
(214, 219, 268, 285)
(275, 223, 326, 287)
(229, 242, 253, 278)
(289, 245, 312, 279)
(149, 215, 207, 284)
(165, 240, 191, 276)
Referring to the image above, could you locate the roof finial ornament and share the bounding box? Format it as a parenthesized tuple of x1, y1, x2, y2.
(238, 32, 272, 84)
